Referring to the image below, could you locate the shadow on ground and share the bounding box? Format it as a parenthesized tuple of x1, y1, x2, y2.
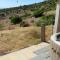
(30, 46, 51, 60)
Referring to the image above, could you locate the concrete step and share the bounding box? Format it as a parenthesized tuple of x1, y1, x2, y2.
(30, 44, 51, 60)
(0, 42, 51, 60)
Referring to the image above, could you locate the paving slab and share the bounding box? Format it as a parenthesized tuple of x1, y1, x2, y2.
(0, 42, 51, 60)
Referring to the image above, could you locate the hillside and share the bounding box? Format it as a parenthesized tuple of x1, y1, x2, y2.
(0, 0, 57, 18)
(0, 0, 57, 30)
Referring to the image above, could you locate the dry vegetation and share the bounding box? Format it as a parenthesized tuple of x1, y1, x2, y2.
(0, 26, 52, 55)
(45, 25, 53, 41)
(0, 27, 41, 54)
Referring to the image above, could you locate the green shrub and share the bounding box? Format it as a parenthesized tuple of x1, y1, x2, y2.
(0, 24, 4, 30)
(33, 9, 44, 18)
(21, 13, 31, 19)
(9, 16, 13, 19)
(36, 16, 46, 26)
(10, 16, 22, 24)
(24, 13, 31, 17)
(36, 15, 55, 26)
(20, 21, 30, 27)
(47, 15, 55, 25)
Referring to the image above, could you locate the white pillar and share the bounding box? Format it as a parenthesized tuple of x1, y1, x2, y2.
(54, 3, 60, 33)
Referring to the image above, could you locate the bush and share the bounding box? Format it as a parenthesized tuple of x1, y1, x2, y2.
(0, 24, 4, 30)
(10, 16, 22, 24)
(21, 13, 31, 19)
(36, 16, 46, 26)
(20, 21, 30, 27)
(36, 15, 55, 26)
(33, 9, 44, 18)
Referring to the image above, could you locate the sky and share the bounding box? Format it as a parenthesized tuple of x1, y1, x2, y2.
(0, 0, 44, 9)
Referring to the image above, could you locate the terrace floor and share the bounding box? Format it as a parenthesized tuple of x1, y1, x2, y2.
(0, 42, 51, 60)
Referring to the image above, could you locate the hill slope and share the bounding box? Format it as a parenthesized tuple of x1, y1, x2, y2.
(0, 0, 57, 17)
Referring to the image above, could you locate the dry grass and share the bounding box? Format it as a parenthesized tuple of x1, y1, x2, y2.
(0, 26, 52, 54)
(45, 25, 53, 41)
(0, 27, 41, 53)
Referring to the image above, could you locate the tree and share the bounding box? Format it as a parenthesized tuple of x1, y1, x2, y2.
(44, 0, 57, 10)
(9, 16, 22, 24)
(36, 15, 55, 26)
(33, 9, 44, 18)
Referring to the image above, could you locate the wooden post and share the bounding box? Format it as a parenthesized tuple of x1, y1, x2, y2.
(41, 25, 45, 42)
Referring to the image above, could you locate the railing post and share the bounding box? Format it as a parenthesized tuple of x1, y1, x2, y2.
(41, 25, 45, 42)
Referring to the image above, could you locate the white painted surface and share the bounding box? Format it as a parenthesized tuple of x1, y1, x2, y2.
(51, 33, 60, 60)
(54, 3, 60, 33)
